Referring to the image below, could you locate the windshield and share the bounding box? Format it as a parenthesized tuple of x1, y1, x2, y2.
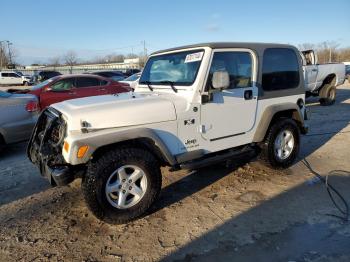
(139, 49, 204, 86)
(124, 73, 141, 81)
(0, 91, 11, 98)
(31, 78, 54, 90)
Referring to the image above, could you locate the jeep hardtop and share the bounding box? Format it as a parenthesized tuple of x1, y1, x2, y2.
(28, 42, 308, 223)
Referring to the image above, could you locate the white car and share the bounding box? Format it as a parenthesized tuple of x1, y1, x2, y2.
(119, 72, 141, 90)
(301, 50, 346, 105)
(28, 42, 308, 223)
(0, 71, 31, 86)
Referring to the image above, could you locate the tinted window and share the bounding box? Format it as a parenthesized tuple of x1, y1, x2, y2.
(262, 48, 299, 91)
(51, 78, 75, 91)
(76, 77, 100, 88)
(207, 52, 252, 89)
(1, 73, 9, 77)
(8, 73, 20, 77)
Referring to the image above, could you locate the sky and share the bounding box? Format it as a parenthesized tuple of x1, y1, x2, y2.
(2, 0, 350, 65)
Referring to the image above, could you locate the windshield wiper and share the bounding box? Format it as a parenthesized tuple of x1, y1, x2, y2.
(160, 81, 178, 93)
(143, 81, 154, 91)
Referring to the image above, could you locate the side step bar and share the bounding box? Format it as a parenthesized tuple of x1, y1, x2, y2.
(179, 145, 256, 170)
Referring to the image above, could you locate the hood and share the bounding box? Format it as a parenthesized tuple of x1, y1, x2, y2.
(52, 92, 178, 131)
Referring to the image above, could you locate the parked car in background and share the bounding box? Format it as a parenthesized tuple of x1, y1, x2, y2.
(89, 71, 125, 81)
(30, 70, 62, 85)
(26, 74, 131, 109)
(0, 71, 31, 86)
(123, 68, 141, 77)
(344, 62, 350, 80)
(0, 91, 39, 151)
(120, 72, 141, 90)
(301, 50, 346, 105)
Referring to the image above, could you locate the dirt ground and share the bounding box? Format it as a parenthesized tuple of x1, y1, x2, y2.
(1, 83, 350, 262)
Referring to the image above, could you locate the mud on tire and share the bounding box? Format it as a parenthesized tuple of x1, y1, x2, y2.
(82, 147, 162, 224)
(259, 118, 300, 169)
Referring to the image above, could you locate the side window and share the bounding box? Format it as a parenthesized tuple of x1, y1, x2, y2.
(76, 77, 100, 88)
(2, 73, 9, 77)
(262, 48, 300, 91)
(100, 80, 108, 86)
(51, 78, 75, 91)
(9, 73, 20, 78)
(207, 51, 252, 90)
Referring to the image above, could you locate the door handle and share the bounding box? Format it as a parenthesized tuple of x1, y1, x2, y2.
(99, 88, 106, 91)
(68, 92, 76, 95)
(244, 90, 253, 100)
(311, 69, 318, 72)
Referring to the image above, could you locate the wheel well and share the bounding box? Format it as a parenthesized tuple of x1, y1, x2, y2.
(264, 110, 302, 140)
(322, 74, 336, 86)
(91, 138, 168, 166)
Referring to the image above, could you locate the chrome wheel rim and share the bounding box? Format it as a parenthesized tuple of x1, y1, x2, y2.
(274, 130, 295, 160)
(105, 165, 148, 209)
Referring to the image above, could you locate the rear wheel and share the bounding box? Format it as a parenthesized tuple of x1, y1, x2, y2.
(82, 147, 162, 224)
(23, 81, 29, 86)
(319, 84, 336, 106)
(260, 118, 300, 168)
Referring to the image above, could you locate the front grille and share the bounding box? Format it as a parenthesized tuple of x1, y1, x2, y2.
(28, 108, 67, 167)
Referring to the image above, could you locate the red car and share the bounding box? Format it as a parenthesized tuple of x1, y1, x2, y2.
(28, 74, 131, 109)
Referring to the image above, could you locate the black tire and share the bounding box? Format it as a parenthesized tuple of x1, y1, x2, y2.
(82, 147, 161, 224)
(0, 135, 5, 154)
(260, 118, 300, 169)
(319, 84, 336, 106)
(23, 81, 29, 86)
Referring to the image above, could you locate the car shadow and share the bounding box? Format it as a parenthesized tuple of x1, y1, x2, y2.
(161, 169, 350, 262)
(149, 153, 256, 216)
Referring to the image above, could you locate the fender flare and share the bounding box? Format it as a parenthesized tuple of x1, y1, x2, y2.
(253, 103, 305, 142)
(70, 127, 177, 166)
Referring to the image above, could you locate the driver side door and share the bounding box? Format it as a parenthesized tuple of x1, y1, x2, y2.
(200, 49, 258, 141)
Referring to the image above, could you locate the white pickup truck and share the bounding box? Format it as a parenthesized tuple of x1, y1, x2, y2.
(301, 50, 345, 106)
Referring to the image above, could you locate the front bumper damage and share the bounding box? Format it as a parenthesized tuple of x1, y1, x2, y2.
(27, 108, 81, 186)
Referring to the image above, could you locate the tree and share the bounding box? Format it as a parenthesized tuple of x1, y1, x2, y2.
(64, 51, 78, 74)
(48, 56, 61, 70)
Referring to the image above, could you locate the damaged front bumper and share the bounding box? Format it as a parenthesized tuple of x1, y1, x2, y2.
(27, 108, 80, 186)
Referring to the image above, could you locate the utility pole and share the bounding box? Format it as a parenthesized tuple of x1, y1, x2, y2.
(6, 41, 13, 65)
(329, 47, 332, 63)
(0, 42, 3, 70)
(141, 40, 147, 67)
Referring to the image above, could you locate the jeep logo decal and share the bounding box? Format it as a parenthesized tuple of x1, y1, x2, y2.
(185, 139, 197, 145)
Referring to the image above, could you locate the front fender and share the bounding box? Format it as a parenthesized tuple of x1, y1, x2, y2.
(64, 127, 177, 166)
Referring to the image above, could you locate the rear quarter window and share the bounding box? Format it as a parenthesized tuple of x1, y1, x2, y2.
(262, 48, 300, 91)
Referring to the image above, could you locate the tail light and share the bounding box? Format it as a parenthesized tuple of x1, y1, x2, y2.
(26, 100, 40, 112)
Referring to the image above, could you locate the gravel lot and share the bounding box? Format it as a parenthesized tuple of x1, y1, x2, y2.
(1, 82, 350, 261)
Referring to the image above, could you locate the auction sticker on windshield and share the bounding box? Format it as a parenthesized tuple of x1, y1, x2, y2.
(184, 51, 204, 63)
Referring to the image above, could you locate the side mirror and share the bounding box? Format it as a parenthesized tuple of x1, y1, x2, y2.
(212, 71, 230, 90)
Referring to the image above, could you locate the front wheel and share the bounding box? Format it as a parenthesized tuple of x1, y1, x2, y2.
(82, 147, 162, 224)
(260, 119, 300, 168)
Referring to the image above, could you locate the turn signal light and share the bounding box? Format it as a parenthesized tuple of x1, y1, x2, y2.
(63, 141, 69, 153)
(77, 145, 89, 158)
